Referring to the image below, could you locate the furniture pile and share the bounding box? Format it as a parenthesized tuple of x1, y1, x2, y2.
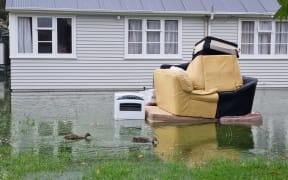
(153, 36, 258, 119)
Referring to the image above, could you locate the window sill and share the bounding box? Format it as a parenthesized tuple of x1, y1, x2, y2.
(10, 55, 77, 60)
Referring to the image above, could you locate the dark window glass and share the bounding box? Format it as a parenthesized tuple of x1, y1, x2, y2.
(37, 17, 52, 27)
(38, 42, 52, 53)
(38, 30, 52, 41)
(57, 18, 72, 53)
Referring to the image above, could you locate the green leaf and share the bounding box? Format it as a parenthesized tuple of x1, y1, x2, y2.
(277, 0, 288, 6)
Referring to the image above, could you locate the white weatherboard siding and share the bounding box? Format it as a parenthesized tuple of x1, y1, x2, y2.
(182, 17, 205, 61)
(239, 59, 288, 88)
(10, 16, 203, 91)
(209, 18, 239, 43)
(10, 15, 288, 90)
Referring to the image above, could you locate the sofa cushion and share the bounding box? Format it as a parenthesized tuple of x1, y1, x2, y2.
(202, 55, 243, 91)
(186, 55, 243, 91)
(186, 57, 205, 90)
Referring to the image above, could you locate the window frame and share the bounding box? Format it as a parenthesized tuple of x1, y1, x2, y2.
(125, 17, 182, 59)
(239, 19, 288, 59)
(10, 14, 76, 59)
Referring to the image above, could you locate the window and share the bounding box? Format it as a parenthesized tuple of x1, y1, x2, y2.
(126, 18, 181, 58)
(147, 20, 161, 54)
(258, 21, 272, 54)
(275, 22, 288, 54)
(16, 16, 74, 57)
(240, 20, 288, 56)
(37, 17, 53, 53)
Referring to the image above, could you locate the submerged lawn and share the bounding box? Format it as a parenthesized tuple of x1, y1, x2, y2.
(1, 145, 288, 180)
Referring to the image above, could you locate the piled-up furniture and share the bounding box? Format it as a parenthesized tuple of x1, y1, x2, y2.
(153, 36, 257, 119)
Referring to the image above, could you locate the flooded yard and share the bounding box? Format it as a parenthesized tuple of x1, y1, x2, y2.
(1, 79, 288, 166)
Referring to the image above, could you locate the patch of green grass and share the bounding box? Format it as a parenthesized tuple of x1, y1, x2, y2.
(0, 153, 67, 179)
(0, 150, 288, 180)
(192, 158, 288, 180)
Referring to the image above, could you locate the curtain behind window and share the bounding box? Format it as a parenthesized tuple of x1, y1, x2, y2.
(18, 17, 32, 53)
(128, 19, 142, 54)
(165, 20, 178, 54)
(147, 20, 160, 54)
(258, 21, 272, 54)
(241, 21, 254, 54)
(275, 22, 288, 54)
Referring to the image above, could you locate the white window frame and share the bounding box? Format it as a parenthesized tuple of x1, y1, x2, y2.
(238, 19, 288, 59)
(9, 14, 76, 59)
(125, 17, 182, 59)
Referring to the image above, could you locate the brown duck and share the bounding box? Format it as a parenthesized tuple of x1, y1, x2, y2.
(64, 133, 91, 140)
(132, 137, 158, 146)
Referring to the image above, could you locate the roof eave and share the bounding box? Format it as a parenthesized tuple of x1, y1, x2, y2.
(5, 7, 275, 18)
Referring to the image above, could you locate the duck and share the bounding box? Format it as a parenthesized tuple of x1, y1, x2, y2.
(132, 136, 158, 146)
(64, 132, 91, 140)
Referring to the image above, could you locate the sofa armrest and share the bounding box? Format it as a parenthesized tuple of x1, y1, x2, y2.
(219, 76, 257, 96)
(154, 68, 193, 92)
(216, 76, 258, 117)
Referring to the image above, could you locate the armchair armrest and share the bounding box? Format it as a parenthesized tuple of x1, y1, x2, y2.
(216, 76, 258, 117)
(220, 76, 257, 96)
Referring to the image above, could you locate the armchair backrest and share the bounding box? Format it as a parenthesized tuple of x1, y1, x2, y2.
(186, 55, 243, 92)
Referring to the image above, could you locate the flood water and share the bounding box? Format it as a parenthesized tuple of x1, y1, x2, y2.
(1, 79, 288, 166)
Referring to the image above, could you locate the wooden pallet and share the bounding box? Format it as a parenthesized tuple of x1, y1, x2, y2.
(145, 106, 217, 124)
(145, 106, 262, 126)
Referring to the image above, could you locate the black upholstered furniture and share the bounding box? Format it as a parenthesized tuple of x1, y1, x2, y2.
(216, 76, 257, 118)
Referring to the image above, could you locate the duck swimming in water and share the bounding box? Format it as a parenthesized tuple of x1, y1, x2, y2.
(132, 137, 158, 146)
(64, 133, 91, 140)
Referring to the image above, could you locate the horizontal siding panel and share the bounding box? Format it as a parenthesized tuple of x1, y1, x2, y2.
(210, 18, 238, 43)
(239, 59, 288, 88)
(10, 61, 178, 66)
(11, 75, 152, 79)
(11, 79, 152, 83)
(10, 73, 152, 76)
(182, 17, 205, 61)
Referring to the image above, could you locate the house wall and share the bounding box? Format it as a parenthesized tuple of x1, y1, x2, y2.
(210, 17, 288, 88)
(10, 15, 204, 91)
(10, 15, 288, 90)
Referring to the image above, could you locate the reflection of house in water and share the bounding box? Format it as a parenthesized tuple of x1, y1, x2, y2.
(252, 89, 288, 155)
(9, 91, 153, 156)
(7, 89, 288, 158)
(9, 92, 117, 155)
(0, 80, 11, 144)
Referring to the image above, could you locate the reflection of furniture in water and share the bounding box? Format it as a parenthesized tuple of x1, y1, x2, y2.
(153, 123, 239, 165)
(216, 124, 254, 150)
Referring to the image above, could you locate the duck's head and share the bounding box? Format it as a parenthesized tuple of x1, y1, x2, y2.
(85, 133, 91, 138)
